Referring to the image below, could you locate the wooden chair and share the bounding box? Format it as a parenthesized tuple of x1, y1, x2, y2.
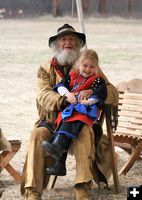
(47, 103, 120, 193)
(113, 91, 142, 175)
(0, 140, 21, 183)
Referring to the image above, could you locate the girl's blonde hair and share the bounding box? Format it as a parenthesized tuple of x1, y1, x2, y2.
(74, 49, 99, 70)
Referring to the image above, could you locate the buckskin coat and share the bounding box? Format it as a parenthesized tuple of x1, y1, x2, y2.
(36, 60, 118, 124)
(21, 59, 118, 196)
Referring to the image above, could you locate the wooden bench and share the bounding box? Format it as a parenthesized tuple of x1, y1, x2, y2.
(113, 91, 142, 175)
(0, 140, 21, 183)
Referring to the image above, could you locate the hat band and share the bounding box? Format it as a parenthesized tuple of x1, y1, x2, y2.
(58, 28, 75, 34)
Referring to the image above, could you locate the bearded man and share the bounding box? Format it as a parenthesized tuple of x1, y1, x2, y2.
(21, 24, 118, 200)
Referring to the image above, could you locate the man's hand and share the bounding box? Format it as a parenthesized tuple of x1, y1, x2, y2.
(76, 89, 93, 101)
(65, 92, 77, 104)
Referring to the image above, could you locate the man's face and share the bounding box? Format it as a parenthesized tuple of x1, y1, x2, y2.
(57, 34, 77, 51)
(54, 34, 80, 66)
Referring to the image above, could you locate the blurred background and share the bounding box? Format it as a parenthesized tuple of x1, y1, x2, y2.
(0, 0, 142, 19)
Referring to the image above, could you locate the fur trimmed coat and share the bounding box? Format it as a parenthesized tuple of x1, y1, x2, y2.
(36, 59, 118, 126)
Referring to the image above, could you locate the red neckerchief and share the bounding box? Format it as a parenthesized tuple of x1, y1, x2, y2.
(50, 58, 64, 78)
(69, 71, 101, 92)
(50, 57, 71, 78)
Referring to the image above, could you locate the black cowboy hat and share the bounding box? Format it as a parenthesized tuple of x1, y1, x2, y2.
(49, 23, 86, 47)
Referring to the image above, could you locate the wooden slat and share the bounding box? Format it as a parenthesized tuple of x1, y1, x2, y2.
(124, 93, 142, 98)
(117, 122, 142, 130)
(119, 104, 142, 112)
(118, 93, 124, 99)
(119, 99, 142, 105)
(118, 110, 142, 118)
(117, 116, 142, 124)
(119, 92, 142, 100)
(116, 127, 142, 137)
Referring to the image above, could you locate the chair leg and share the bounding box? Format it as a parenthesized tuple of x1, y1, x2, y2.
(108, 134, 120, 193)
(5, 164, 21, 183)
(119, 142, 142, 175)
(47, 175, 58, 190)
(0, 151, 21, 183)
(0, 151, 16, 171)
(0, 140, 21, 183)
(105, 107, 120, 193)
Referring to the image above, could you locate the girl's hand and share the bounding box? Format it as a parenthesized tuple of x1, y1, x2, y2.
(79, 99, 91, 105)
(65, 92, 77, 104)
(77, 89, 93, 101)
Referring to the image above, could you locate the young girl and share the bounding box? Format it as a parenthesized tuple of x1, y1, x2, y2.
(42, 49, 107, 175)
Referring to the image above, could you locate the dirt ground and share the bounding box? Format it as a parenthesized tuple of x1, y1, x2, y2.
(0, 16, 142, 199)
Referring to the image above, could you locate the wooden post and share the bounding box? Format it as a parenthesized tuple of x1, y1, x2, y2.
(126, 0, 132, 14)
(76, 0, 87, 48)
(98, 0, 106, 14)
(72, 0, 75, 17)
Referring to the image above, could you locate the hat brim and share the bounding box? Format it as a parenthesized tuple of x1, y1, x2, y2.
(49, 31, 86, 47)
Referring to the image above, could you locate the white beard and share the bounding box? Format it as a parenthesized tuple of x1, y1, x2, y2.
(55, 49, 80, 66)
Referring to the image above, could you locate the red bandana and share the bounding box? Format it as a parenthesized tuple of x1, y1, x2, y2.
(50, 58, 65, 78)
(69, 71, 100, 92)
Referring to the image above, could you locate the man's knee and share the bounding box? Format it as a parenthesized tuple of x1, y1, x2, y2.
(30, 127, 52, 142)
